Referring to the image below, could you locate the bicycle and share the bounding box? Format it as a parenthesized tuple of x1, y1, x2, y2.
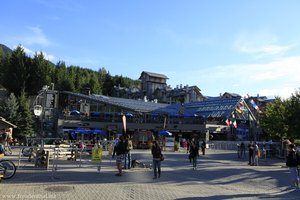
(0, 157, 16, 181)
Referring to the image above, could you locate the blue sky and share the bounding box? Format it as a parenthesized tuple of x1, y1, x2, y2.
(1, 0, 300, 99)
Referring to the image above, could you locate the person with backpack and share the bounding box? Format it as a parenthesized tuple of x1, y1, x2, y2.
(286, 143, 300, 189)
(112, 135, 127, 176)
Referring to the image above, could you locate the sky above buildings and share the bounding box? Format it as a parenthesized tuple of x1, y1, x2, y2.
(1, 0, 300, 99)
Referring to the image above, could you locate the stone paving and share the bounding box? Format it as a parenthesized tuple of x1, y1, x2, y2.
(0, 148, 299, 200)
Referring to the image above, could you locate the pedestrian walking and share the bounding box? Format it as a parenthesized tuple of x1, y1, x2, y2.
(201, 140, 206, 155)
(151, 140, 162, 179)
(112, 135, 127, 176)
(189, 138, 199, 170)
(124, 135, 133, 169)
(186, 139, 190, 153)
(286, 143, 300, 189)
(237, 143, 241, 158)
(254, 142, 260, 166)
(248, 142, 254, 165)
(240, 142, 246, 158)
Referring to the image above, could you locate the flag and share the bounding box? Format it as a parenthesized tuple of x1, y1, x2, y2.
(231, 113, 236, 119)
(231, 112, 237, 128)
(235, 106, 242, 113)
(226, 119, 231, 126)
(233, 120, 237, 128)
(250, 99, 261, 112)
(239, 100, 245, 110)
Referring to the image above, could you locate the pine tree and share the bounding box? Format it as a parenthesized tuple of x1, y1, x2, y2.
(0, 93, 19, 124)
(2, 46, 30, 96)
(16, 90, 34, 139)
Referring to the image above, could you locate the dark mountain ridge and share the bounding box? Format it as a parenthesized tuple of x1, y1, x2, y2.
(0, 44, 13, 55)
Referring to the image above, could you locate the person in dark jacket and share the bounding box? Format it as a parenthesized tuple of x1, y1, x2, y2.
(286, 143, 300, 189)
(201, 140, 206, 155)
(112, 135, 127, 176)
(151, 140, 162, 179)
(189, 138, 199, 170)
(248, 142, 254, 165)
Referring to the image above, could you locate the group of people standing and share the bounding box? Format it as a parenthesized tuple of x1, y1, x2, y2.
(112, 135, 163, 179)
(237, 141, 261, 166)
(247, 141, 260, 166)
(112, 136, 206, 178)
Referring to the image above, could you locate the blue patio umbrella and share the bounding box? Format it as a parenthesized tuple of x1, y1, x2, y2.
(159, 130, 172, 136)
(125, 113, 134, 117)
(70, 110, 81, 115)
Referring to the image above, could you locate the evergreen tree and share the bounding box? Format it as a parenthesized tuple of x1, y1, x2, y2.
(102, 72, 114, 96)
(2, 45, 30, 96)
(0, 93, 19, 124)
(88, 73, 101, 94)
(27, 52, 53, 95)
(16, 90, 34, 139)
(97, 67, 107, 94)
(53, 61, 69, 91)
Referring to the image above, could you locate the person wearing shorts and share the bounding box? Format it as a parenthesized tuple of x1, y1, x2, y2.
(112, 135, 127, 176)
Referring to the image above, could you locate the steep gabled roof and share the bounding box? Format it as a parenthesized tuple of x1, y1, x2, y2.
(139, 71, 168, 80)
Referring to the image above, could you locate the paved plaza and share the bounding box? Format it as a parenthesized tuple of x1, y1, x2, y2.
(0, 148, 299, 200)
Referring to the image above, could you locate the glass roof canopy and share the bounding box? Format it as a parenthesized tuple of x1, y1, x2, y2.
(61, 91, 253, 120)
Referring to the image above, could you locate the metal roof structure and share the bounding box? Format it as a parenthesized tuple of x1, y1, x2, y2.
(62, 91, 168, 113)
(61, 91, 256, 121)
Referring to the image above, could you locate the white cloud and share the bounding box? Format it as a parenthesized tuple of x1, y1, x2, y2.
(166, 56, 300, 99)
(15, 26, 51, 47)
(233, 31, 291, 58)
(258, 87, 297, 99)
